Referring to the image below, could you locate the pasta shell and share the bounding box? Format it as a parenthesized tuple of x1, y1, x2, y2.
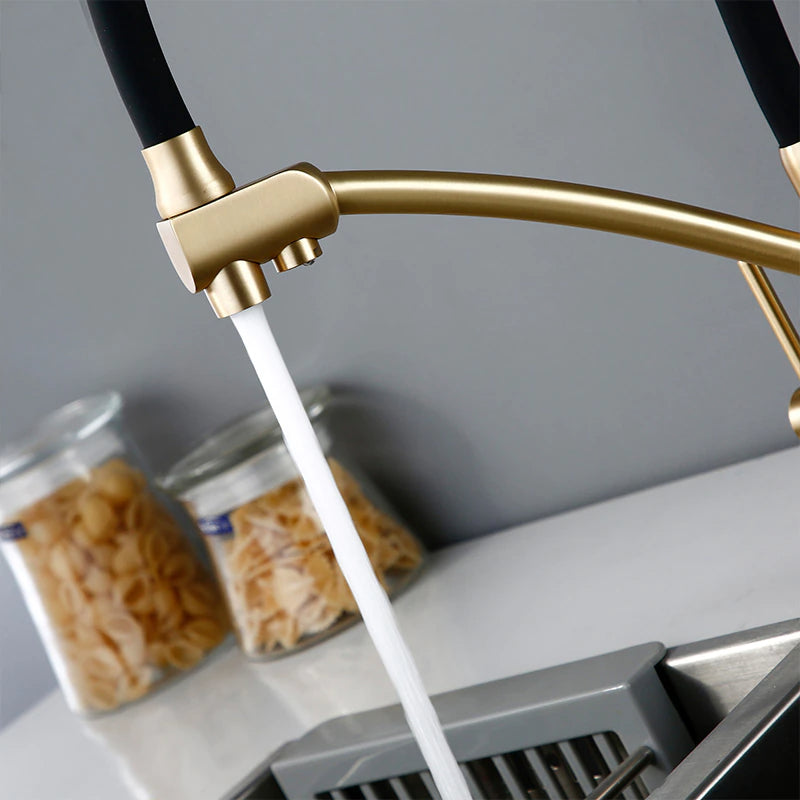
(91, 544, 115, 570)
(65, 541, 91, 580)
(84, 565, 113, 596)
(153, 585, 183, 631)
(72, 625, 105, 648)
(123, 495, 155, 531)
(82, 645, 124, 681)
(182, 617, 225, 650)
(49, 542, 76, 582)
(92, 464, 139, 506)
(141, 528, 169, 568)
(119, 666, 157, 703)
(160, 551, 196, 584)
(77, 493, 116, 542)
(119, 635, 147, 670)
(71, 524, 96, 549)
(164, 640, 204, 671)
(112, 572, 152, 615)
(111, 535, 144, 575)
(178, 582, 219, 617)
(100, 611, 141, 646)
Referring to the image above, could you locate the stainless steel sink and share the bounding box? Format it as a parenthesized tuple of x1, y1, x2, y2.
(654, 619, 800, 799)
(229, 618, 800, 799)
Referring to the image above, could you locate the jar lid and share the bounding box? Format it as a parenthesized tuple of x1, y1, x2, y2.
(159, 385, 331, 500)
(0, 392, 124, 520)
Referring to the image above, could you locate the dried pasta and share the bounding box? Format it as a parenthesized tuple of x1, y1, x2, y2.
(4, 458, 229, 713)
(202, 459, 422, 656)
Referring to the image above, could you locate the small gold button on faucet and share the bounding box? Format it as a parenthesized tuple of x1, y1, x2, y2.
(274, 238, 323, 272)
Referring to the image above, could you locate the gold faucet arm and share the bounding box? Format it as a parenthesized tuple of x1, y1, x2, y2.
(325, 170, 800, 276)
(141, 129, 800, 431)
(142, 130, 799, 316)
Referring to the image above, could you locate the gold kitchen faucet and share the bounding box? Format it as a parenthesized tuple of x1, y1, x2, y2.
(89, 1, 800, 432)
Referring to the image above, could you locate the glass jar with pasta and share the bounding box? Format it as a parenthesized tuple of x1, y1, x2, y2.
(0, 393, 229, 715)
(159, 386, 425, 659)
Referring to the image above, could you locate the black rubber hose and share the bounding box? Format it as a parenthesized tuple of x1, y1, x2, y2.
(87, 0, 194, 148)
(716, 1, 800, 147)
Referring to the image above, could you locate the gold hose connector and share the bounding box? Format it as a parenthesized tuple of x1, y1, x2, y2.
(142, 128, 278, 317)
(142, 127, 235, 218)
(780, 142, 800, 196)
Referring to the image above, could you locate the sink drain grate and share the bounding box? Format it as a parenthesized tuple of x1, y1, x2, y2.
(316, 732, 649, 800)
(270, 643, 692, 799)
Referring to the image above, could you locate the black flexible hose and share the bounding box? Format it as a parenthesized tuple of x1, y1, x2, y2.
(716, 1, 800, 148)
(88, 0, 799, 152)
(87, 0, 194, 148)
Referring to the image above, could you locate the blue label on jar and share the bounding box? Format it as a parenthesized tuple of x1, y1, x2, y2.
(196, 514, 234, 537)
(0, 522, 27, 541)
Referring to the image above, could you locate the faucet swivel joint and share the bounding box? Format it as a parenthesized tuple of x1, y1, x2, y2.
(142, 127, 340, 317)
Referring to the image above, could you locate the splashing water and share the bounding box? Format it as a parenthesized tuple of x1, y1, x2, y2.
(232, 304, 470, 800)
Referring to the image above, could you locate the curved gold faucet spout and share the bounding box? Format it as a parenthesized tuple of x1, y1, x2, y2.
(324, 170, 800, 276)
(144, 134, 800, 317)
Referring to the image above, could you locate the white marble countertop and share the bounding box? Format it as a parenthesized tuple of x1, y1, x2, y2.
(1, 446, 799, 800)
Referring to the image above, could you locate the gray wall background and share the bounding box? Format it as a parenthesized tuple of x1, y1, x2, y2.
(1, 0, 798, 728)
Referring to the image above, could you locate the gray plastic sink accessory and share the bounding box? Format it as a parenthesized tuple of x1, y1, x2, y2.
(270, 642, 693, 799)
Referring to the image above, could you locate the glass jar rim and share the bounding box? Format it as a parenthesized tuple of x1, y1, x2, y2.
(158, 385, 331, 498)
(0, 392, 122, 485)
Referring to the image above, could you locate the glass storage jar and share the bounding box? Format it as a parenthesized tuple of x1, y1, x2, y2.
(0, 393, 229, 715)
(159, 386, 425, 659)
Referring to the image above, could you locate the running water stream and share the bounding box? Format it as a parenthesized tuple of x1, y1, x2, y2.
(231, 304, 470, 800)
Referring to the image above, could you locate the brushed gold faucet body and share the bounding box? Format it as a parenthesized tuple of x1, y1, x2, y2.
(155, 164, 337, 292)
(142, 127, 339, 316)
